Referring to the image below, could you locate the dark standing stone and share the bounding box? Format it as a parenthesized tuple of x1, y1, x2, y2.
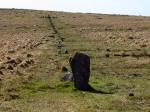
(70, 52, 95, 91)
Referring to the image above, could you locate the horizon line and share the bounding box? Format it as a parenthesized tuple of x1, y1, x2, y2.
(0, 8, 150, 17)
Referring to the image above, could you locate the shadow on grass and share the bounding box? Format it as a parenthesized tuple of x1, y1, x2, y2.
(56, 80, 117, 94)
(78, 84, 116, 94)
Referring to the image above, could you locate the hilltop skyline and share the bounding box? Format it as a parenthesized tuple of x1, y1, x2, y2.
(0, 0, 149, 16)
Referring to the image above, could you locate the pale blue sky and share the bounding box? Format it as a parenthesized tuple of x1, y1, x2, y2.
(0, 0, 149, 16)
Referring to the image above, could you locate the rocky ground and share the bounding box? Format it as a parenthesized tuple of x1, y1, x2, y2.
(0, 9, 150, 112)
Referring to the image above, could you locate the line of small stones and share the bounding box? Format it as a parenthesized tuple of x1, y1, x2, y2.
(47, 15, 68, 55)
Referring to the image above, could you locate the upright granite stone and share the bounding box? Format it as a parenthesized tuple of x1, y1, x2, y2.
(70, 52, 95, 91)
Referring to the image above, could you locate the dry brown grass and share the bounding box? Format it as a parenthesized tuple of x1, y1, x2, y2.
(0, 9, 150, 112)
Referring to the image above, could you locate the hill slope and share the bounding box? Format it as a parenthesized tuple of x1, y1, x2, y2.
(0, 9, 150, 112)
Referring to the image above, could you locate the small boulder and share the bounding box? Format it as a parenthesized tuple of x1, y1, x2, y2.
(106, 49, 111, 52)
(97, 48, 100, 51)
(48, 35, 55, 38)
(27, 53, 32, 58)
(9, 93, 20, 100)
(8, 49, 15, 53)
(129, 93, 134, 97)
(6, 56, 11, 60)
(62, 66, 68, 72)
(7, 65, 13, 70)
(128, 36, 134, 39)
(33, 24, 37, 27)
(26, 59, 34, 64)
(59, 47, 68, 54)
(15, 58, 22, 64)
(61, 72, 73, 82)
(140, 44, 147, 48)
(0, 71, 4, 75)
(105, 54, 110, 58)
(20, 62, 28, 68)
(0, 66, 5, 70)
(127, 28, 133, 31)
(6, 59, 17, 67)
(32, 29, 36, 32)
(6, 59, 16, 64)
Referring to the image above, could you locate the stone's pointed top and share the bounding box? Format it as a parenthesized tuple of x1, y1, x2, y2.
(74, 52, 89, 57)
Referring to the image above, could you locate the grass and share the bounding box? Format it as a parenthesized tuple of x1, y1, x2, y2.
(0, 9, 150, 112)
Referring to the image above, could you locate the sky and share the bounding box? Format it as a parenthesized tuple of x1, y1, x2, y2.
(0, 0, 150, 16)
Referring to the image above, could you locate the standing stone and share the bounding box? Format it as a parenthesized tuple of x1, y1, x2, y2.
(70, 52, 95, 91)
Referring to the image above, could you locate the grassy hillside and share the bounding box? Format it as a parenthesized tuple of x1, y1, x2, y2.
(0, 9, 150, 112)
